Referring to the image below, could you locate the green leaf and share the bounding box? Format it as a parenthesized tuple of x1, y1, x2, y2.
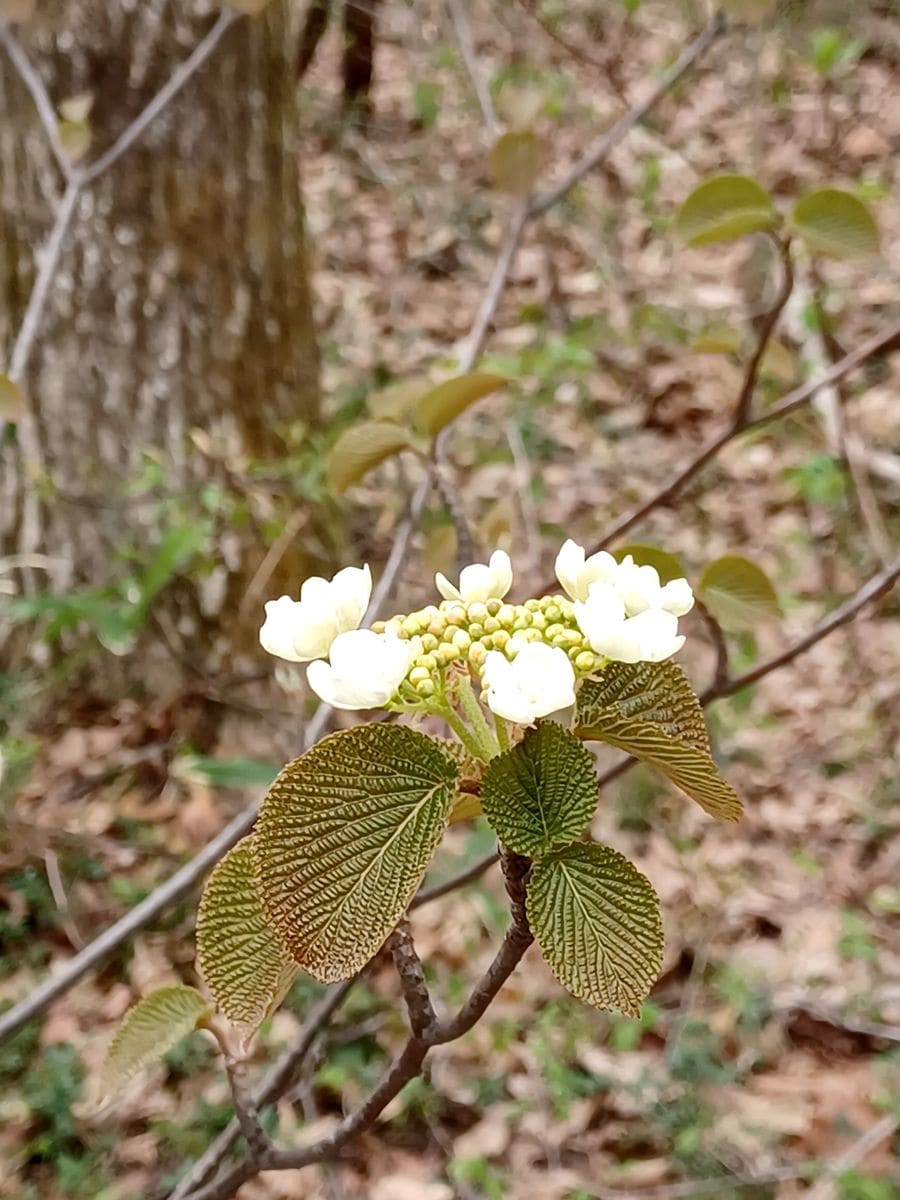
(613, 545, 686, 586)
(488, 130, 541, 198)
(481, 722, 598, 858)
(790, 189, 879, 260)
(254, 725, 459, 982)
(674, 174, 776, 246)
(197, 838, 297, 1038)
(101, 986, 211, 1096)
(575, 663, 741, 821)
(178, 755, 279, 789)
(326, 421, 419, 494)
(412, 373, 508, 439)
(576, 660, 710, 753)
(698, 555, 781, 631)
(0, 374, 26, 422)
(527, 843, 663, 1016)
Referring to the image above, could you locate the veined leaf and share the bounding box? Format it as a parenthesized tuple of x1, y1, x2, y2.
(101, 986, 211, 1096)
(367, 376, 430, 423)
(489, 130, 541, 197)
(613, 545, 686, 586)
(575, 663, 740, 820)
(197, 837, 297, 1038)
(575, 660, 710, 753)
(698, 555, 781, 631)
(790, 189, 879, 260)
(527, 843, 663, 1016)
(254, 725, 459, 982)
(413, 373, 508, 439)
(674, 174, 776, 246)
(481, 722, 598, 858)
(326, 421, 419, 494)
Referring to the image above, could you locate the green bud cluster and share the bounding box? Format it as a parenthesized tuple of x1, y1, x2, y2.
(371, 593, 599, 704)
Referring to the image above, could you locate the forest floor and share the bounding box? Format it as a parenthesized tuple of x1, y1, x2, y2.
(2, 2, 900, 1198)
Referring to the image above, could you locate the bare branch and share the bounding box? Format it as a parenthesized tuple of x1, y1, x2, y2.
(388, 919, 437, 1038)
(0, 20, 73, 179)
(731, 234, 794, 429)
(79, 10, 239, 183)
(170, 979, 358, 1200)
(412, 849, 500, 906)
(707, 554, 900, 701)
(528, 14, 725, 217)
(805, 1112, 899, 1200)
(565, 317, 900, 568)
(446, 0, 498, 139)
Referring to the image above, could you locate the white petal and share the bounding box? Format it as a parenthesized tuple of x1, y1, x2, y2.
(616, 560, 662, 616)
(487, 550, 513, 599)
(435, 572, 461, 602)
(436, 550, 514, 603)
(573, 582, 626, 650)
(330, 563, 372, 628)
(457, 563, 494, 602)
(554, 539, 586, 600)
(659, 577, 694, 617)
(259, 597, 309, 662)
(622, 609, 683, 662)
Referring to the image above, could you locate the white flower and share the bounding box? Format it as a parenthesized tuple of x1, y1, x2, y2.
(259, 564, 371, 662)
(614, 555, 663, 615)
(306, 629, 415, 710)
(576, 583, 685, 664)
(481, 642, 576, 725)
(659, 577, 694, 617)
(435, 550, 513, 604)
(554, 539, 619, 602)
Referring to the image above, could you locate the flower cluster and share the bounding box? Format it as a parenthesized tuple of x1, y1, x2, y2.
(259, 541, 694, 729)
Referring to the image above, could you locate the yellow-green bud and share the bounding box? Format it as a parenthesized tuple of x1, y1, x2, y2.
(415, 678, 436, 698)
(444, 607, 465, 626)
(468, 622, 484, 640)
(512, 615, 529, 632)
(437, 643, 459, 665)
(409, 666, 431, 685)
(422, 604, 440, 619)
(491, 630, 510, 650)
(560, 629, 582, 649)
(545, 622, 564, 641)
(451, 628, 472, 652)
(483, 616, 500, 635)
(486, 598, 502, 616)
(530, 612, 547, 632)
(385, 616, 403, 636)
(401, 615, 422, 637)
(467, 601, 488, 623)
(370, 619, 386, 634)
(421, 633, 438, 653)
(468, 642, 488, 668)
(521, 627, 542, 643)
(544, 604, 561, 623)
(551, 633, 567, 649)
(524, 598, 540, 612)
(497, 604, 516, 628)
(574, 651, 596, 673)
(416, 653, 438, 671)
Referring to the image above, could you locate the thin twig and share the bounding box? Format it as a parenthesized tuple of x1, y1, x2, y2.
(79, 10, 239, 183)
(0, 20, 73, 179)
(561, 317, 900, 573)
(805, 1112, 899, 1200)
(706, 554, 900, 701)
(446, 0, 498, 139)
(185, 887, 533, 1200)
(528, 14, 725, 217)
(388, 919, 438, 1038)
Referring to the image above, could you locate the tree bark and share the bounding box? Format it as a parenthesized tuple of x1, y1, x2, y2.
(0, 1, 320, 683)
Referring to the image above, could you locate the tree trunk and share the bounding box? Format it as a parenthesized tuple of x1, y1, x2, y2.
(0, 1, 320, 686)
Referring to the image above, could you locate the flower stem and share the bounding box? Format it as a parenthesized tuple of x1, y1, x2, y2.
(493, 714, 510, 753)
(441, 706, 484, 759)
(455, 674, 500, 760)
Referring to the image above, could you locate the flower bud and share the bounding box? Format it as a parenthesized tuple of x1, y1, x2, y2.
(409, 666, 432, 685)
(545, 622, 564, 641)
(483, 616, 500, 635)
(416, 653, 438, 672)
(491, 629, 510, 650)
(574, 650, 596, 673)
(530, 612, 547, 632)
(497, 604, 516, 628)
(451, 628, 472, 652)
(524, 598, 540, 612)
(468, 622, 484, 640)
(420, 633, 438, 652)
(468, 642, 488, 668)
(467, 601, 488, 623)
(486, 598, 502, 616)
(544, 604, 561, 623)
(370, 620, 386, 634)
(415, 678, 436, 698)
